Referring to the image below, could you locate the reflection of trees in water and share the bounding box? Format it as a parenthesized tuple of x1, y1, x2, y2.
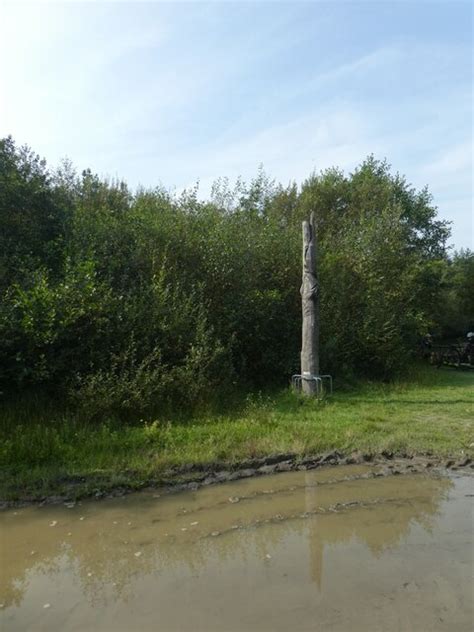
(0, 473, 452, 608)
(304, 474, 452, 588)
(0, 544, 65, 608)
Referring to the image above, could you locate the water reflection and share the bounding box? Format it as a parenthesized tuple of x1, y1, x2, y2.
(0, 466, 452, 609)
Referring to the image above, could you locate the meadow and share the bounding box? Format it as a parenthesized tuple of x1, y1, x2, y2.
(2, 366, 472, 501)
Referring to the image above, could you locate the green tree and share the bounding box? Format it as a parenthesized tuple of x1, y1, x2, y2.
(0, 136, 66, 289)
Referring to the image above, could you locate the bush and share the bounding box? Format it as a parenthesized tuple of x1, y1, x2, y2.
(0, 137, 454, 419)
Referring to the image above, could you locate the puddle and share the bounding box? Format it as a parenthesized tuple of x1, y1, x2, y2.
(1, 465, 473, 631)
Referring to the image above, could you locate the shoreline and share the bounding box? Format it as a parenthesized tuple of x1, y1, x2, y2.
(2, 450, 472, 510)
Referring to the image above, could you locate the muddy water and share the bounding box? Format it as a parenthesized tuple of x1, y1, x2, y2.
(0, 465, 473, 631)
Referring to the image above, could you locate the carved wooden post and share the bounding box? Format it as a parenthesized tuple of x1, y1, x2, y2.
(300, 212, 320, 395)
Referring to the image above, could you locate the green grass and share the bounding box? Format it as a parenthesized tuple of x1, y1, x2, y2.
(1, 365, 473, 501)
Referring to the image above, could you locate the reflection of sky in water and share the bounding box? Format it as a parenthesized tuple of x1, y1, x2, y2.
(1, 467, 472, 632)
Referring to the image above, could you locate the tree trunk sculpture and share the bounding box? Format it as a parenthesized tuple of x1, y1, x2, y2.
(300, 212, 320, 395)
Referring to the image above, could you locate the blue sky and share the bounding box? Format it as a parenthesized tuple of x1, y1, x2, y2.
(0, 1, 472, 248)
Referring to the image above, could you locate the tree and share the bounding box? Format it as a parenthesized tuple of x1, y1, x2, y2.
(0, 137, 67, 291)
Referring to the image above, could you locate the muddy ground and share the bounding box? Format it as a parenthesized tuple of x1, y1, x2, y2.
(2, 450, 473, 509)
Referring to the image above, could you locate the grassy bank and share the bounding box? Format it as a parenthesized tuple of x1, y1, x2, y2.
(1, 366, 473, 502)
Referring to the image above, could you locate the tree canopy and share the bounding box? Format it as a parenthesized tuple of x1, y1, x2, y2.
(1, 136, 470, 419)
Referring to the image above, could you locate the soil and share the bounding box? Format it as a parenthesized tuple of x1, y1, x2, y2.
(1, 450, 472, 509)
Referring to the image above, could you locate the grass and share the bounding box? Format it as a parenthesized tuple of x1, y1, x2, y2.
(1, 365, 473, 501)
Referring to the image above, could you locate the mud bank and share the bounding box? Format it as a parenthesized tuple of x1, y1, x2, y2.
(2, 451, 473, 509)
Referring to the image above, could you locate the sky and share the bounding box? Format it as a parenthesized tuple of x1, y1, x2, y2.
(0, 0, 472, 249)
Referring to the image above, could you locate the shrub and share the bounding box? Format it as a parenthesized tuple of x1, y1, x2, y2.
(0, 138, 454, 419)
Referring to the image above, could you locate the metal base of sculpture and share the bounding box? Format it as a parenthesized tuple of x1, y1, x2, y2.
(291, 373, 333, 400)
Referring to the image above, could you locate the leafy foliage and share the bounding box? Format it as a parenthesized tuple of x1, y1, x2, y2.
(1, 136, 462, 418)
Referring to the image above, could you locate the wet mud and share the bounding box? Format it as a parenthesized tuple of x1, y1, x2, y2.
(1, 465, 473, 630)
(2, 451, 473, 508)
